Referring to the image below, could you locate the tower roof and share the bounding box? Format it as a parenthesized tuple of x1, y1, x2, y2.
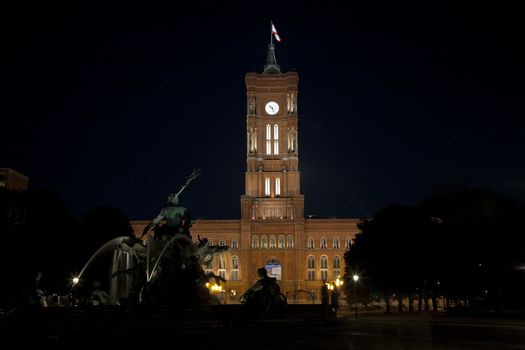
(263, 43, 281, 74)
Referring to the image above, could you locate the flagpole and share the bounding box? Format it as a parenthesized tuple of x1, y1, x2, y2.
(270, 21, 273, 45)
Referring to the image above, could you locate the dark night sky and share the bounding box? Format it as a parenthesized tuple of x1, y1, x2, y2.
(2, 2, 524, 221)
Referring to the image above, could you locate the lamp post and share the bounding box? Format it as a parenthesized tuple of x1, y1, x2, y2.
(72, 276, 80, 306)
(353, 274, 359, 320)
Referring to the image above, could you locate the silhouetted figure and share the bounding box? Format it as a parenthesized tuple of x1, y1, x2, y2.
(240, 267, 285, 319)
(141, 169, 200, 240)
(141, 193, 192, 239)
(331, 285, 340, 313)
(321, 280, 330, 307)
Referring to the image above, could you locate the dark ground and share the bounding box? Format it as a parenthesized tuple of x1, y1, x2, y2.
(2, 305, 525, 349)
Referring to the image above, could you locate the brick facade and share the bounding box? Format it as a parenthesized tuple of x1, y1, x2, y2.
(131, 67, 359, 303)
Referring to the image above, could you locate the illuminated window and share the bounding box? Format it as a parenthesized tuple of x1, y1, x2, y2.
(266, 124, 271, 154)
(307, 238, 314, 249)
(320, 255, 328, 269)
(207, 238, 213, 246)
(278, 235, 285, 248)
(204, 258, 214, 275)
(219, 238, 226, 246)
(333, 255, 341, 278)
(320, 255, 328, 281)
(218, 255, 226, 279)
(333, 255, 341, 268)
(265, 178, 270, 196)
(252, 236, 259, 249)
(320, 238, 327, 249)
(345, 237, 352, 249)
(231, 256, 239, 281)
(275, 178, 281, 196)
(269, 235, 276, 248)
(231, 270, 239, 281)
(333, 238, 340, 249)
(308, 256, 315, 268)
(307, 255, 315, 280)
(261, 235, 268, 249)
(287, 235, 294, 248)
(273, 124, 279, 155)
(231, 238, 238, 250)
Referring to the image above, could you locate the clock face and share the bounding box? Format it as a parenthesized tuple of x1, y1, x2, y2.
(265, 101, 280, 115)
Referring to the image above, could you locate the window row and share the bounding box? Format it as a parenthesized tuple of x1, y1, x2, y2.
(251, 235, 294, 249)
(307, 255, 342, 281)
(192, 236, 352, 250)
(194, 238, 239, 250)
(204, 255, 240, 281)
(306, 237, 353, 249)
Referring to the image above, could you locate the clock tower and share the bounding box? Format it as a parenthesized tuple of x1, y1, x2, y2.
(241, 43, 303, 221)
(132, 34, 359, 301)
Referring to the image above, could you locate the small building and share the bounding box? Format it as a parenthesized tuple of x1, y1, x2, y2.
(0, 168, 28, 191)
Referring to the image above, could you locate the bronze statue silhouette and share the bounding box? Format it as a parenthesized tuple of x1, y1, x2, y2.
(141, 169, 201, 240)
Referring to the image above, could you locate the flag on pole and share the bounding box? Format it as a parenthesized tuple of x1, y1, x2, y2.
(271, 22, 282, 42)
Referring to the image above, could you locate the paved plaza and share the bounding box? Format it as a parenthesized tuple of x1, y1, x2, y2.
(2, 306, 525, 349)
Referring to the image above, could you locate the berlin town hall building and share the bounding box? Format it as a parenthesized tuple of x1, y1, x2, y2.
(131, 42, 360, 303)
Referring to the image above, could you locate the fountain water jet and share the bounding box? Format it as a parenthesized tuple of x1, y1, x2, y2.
(76, 236, 129, 281)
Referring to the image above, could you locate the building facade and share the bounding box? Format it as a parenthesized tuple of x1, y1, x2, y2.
(131, 43, 359, 303)
(0, 168, 28, 191)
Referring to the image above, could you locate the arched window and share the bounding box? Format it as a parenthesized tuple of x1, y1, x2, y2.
(320, 238, 327, 249)
(287, 235, 294, 248)
(269, 235, 276, 248)
(333, 238, 340, 249)
(333, 255, 341, 278)
(231, 238, 238, 250)
(204, 257, 213, 274)
(275, 178, 281, 196)
(261, 235, 268, 249)
(277, 235, 285, 248)
(231, 256, 239, 281)
(207, 238, 213, 246)
(252, 236, 259, 249)
(219, 238, 226, 246)
(273, 124, 279, 155)
(217, 255, 226, 279)
(345, 237, 353, 249)
(333, 255, 341, 268)
(307, 238, 314, 249)
(321, 255, 328, 269)
(265, 178, 270, 196)
(320, 255, 328, 281)
(307, 255, 315, 280)
(266, 124, 271, 155)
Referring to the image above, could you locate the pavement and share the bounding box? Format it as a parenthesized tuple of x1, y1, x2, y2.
(2, 305, 525, 349)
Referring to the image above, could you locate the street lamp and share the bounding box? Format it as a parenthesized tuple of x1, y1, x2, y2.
(352, 274, 359, 320)
(71, 276, 80, 306)
(334, 276, 344, 288)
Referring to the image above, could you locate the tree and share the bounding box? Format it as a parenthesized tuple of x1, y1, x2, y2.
(0, 188, 74, 307)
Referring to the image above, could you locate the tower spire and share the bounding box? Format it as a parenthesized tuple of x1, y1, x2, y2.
(263, 22, 282, 74)
(263, 43, 281, 74)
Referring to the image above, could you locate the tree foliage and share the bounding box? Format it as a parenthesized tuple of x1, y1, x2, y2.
(344, 188, 525, 312)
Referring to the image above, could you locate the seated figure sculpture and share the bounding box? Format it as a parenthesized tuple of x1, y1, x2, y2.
(240, 267, 286, 317)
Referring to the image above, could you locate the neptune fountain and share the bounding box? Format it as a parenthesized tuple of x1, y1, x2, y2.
(72, 169, 228, 307)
